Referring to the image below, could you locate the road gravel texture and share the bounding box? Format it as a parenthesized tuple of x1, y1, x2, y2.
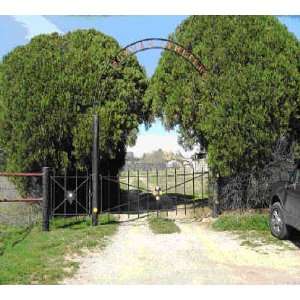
(64, 216, 300, 284)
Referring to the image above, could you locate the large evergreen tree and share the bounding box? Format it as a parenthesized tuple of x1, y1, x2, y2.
(145, 16, 300, 176)
(0, 29, 148, 174)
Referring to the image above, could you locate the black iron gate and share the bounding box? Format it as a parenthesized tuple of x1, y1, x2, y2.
(100, 167, 211, 218)
(49, 169, 92, 217)
(47, 167, 212, 220)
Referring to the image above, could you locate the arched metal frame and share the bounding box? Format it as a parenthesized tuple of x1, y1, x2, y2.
(96, 37, 207, 106)
(112, 38, 207, 75)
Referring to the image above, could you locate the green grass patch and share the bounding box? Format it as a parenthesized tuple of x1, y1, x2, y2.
(212, 212, 296, 251)
(237, 230, 296, 251)
(212, 213, 269, 232)
(148, 216, 180, 234)
(0, 224, 32, 256)
(0, 214, 118, 284)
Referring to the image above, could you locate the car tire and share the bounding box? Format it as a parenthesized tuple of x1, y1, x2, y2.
(270, 202, 290, 240)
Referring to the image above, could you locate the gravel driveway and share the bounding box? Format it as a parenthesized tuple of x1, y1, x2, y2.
(64, 216, 300, 284)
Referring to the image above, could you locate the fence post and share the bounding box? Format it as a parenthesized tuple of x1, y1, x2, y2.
(42, 167, 50, 231)
(201, 167, 204, 200)
(156, 168, 159, 217)
(92, 114, 99, 226)
(108, 170, 110, 222)
(192, 168, 195, 197)
(127, 170, 130, 218)
(175, 168, 177, 193)
(100, 173, 103, 214)
(147, 170, 149, 216)
(75, 168, 78, 216)
(64, 168, 67, 216)
(118, 172, 121, 217)
(137, 169, 140, 218)
(193, 167, 195, 216)
(165, 168, 168, 193)
(184, 166, 186, 215)
(175, 168, 177, 215)
(183, 166, 186, 195)
(146, 170, 149, 191)
(212, 176, 219, 218)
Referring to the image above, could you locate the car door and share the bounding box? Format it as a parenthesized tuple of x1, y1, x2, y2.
(285, 168, 300, 221)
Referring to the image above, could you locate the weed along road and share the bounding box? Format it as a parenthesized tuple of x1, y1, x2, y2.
(63, 216, 300, 284)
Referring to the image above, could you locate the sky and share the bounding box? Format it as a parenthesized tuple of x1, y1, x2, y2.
(0, 15, 299, 158)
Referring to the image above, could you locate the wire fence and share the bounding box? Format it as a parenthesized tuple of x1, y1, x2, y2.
(0, 166, 213, 227)
(0, 172, 43, 226)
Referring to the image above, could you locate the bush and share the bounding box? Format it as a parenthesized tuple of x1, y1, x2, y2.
(0, 29, 148, 176)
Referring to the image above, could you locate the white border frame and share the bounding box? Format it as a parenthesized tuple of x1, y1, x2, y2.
(0, 0, 300, 15)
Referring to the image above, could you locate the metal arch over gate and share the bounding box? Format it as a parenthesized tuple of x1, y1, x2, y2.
(112, 38, 207, 75)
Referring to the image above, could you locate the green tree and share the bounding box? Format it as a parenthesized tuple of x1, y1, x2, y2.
(0, 29, 148, 174)
(142, 149, 166, 164)
(145, 16, 300, 176)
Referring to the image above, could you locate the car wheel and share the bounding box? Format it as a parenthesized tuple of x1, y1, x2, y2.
(270, 202, 290, 240)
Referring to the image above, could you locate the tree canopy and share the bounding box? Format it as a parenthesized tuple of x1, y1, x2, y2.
(145, 16, 300, 176)
(0, 29, 148, 174)
(141, 149, 184, 164)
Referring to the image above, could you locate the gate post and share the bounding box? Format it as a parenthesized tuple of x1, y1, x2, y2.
(42, 167, 50, 231)
(92, 114, 99, 226)
(212, 176, 220, 218)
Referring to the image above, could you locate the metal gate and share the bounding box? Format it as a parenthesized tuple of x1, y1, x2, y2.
(49, 169, 92, 217)
(100, 167, 210, 217)
(47, 167, 211, 220)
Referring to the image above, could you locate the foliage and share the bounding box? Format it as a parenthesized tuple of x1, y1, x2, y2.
(148, 216, 180, 234)
(218, 137, 295, 209)
(0, 215, 118, 284)
(141, 149, 184, 164)
(0, 30, 148, 174)
(145, 16, 300, 177)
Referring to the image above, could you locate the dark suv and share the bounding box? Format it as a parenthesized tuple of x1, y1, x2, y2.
(270, 166, 300, 239)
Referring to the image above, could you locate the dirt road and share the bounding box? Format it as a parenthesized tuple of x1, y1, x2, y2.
(64, 216, 300, 284)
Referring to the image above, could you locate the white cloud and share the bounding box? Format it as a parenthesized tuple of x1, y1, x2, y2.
(127, 133, 197, 158)
(13, 15, 63, 40)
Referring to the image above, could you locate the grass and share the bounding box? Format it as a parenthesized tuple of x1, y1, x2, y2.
(148, 216, 180, 234)
(0, 214, 118, 284)
(212, 212, 296, 251)
(212, 213, 269, 232)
